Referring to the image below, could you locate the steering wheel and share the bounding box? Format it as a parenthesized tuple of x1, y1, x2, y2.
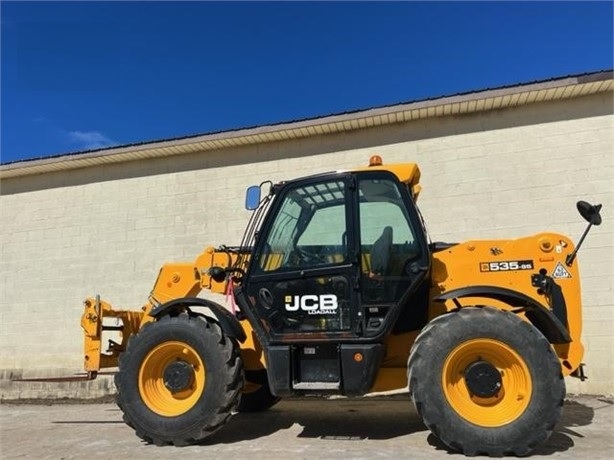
(295, 246, 325, 265)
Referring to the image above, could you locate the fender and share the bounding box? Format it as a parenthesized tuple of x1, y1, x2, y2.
(435, 285, 571, 344)
(149, 297, 246, 343)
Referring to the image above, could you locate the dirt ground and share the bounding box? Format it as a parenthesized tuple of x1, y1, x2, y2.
(0, 395, 612, 459)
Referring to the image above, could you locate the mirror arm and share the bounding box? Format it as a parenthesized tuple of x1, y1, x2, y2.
(565, 222, 593, 267)
(566, 201, 603, 267)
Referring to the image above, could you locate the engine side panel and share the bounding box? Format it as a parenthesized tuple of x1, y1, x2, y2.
(429, 232, 584, 374)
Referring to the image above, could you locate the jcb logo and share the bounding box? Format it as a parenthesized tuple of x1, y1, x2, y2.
(285, 294, 338, 314)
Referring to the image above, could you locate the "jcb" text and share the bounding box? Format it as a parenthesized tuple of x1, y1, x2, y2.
(285, 294, 338, 314)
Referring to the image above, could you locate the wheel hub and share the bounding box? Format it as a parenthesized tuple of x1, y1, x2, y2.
(464, 360, 502, 398)
(163, 360, 195, 393)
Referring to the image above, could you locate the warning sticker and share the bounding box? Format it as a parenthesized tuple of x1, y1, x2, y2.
(552, 262, 572, 279)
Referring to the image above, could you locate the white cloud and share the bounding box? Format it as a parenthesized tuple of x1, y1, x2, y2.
(67, 130, 117, 150)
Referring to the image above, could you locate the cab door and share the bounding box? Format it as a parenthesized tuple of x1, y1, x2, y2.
(243, 174, 358, 341)
(355, 172, 431, 338)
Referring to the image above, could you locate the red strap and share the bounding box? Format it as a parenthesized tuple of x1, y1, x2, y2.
(225, 277, 237, 316)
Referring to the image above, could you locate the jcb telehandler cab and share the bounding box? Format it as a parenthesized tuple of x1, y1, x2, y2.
(80, 156, 601, 456)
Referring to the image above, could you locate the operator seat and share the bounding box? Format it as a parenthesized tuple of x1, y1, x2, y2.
(370, 226, 393, 277)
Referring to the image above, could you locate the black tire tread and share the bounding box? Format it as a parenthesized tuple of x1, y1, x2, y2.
(237, 369, 281, 412)
(408, 307, 565, 457)
(114, 313, 243, 446)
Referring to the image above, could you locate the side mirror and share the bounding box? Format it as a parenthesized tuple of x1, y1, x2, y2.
(577, 201, 602, 226)
(245, 185, 261, 210)
(566, 200, 603, 266)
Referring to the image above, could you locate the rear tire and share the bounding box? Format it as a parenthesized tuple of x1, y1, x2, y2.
(238, 369, 280, 412)
(115, 313, 243, 446)
(408, 307, 564, 456)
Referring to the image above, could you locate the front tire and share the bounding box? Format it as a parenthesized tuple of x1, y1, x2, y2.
(408, 307, 564, 456)
(115, 313, 243, 446)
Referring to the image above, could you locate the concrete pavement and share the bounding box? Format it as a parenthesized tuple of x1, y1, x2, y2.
(1, 395, 612, 459)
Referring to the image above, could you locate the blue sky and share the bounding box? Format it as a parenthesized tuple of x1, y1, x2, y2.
(1, 1, 612, 164)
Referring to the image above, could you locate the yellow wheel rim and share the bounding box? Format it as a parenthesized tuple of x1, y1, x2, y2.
(138, 341, 206, 417)
(242, 381, 262, 395)
(442, 338, 532, 427)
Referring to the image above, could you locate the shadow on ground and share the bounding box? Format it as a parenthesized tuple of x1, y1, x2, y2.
(421, 398, 595, 457)
(206, 396, 427, 444)
(46, 396, 597, 457)
(529, 399, 596, 456)
(206, 396, 595, 457)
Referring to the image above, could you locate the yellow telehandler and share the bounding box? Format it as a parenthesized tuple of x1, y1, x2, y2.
(80, 156, 601, 456)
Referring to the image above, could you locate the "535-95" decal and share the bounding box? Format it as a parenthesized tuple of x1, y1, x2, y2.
(480, 260, 534, 272)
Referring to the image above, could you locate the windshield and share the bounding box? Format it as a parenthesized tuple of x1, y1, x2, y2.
(255, 179, 347, 273)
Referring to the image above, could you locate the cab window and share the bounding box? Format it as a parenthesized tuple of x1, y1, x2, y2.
(256, 179, 348, 273)
(358, 177, 420, 303)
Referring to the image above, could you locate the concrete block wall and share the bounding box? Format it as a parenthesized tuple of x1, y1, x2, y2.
(1, 92, 612, 399)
